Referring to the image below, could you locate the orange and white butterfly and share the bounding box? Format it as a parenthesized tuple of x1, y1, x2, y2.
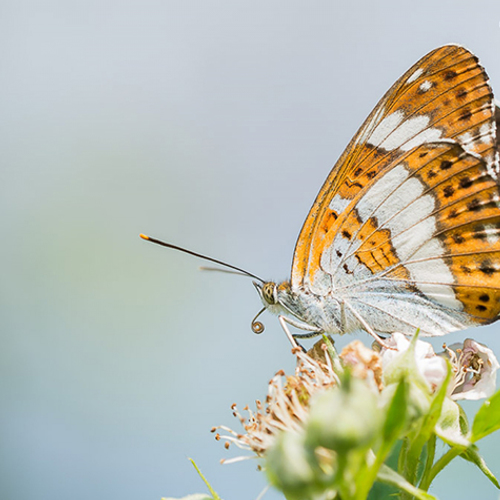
(142, 45, 500, 348)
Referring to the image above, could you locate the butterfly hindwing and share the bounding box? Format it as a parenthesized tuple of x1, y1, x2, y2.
(325, 141, 500, 329)
(292, 45, 498, 298)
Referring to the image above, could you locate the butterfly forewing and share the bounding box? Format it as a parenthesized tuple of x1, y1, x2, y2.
(292, 45, 498, 295)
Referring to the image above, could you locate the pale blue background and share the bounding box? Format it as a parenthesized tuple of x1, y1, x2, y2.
(2, 1, 500, 499)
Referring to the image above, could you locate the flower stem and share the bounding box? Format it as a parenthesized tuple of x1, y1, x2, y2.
(419, 446, 463, 491)
(418, 435, 436, 492)
(189, 458, 221, 500)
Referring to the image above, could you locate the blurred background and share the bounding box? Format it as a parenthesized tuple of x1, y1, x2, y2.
(2, 1, 500, 499)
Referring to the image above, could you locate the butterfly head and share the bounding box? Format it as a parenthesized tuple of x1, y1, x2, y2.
(256, 281, 279, 306)
(252, 280, 294, 333)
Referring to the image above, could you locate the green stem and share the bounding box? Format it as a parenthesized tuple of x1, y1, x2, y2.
(398, 439, 411, 500)
(189, 458, 221, 500)
(337, 453, 355, 500)
(398, 438, 409, 476)
(398, 436, 428, 500)
(352, 452, 376, 500)
(420, 446, 463, 490)
(356, 440, 400, 500)
(401, 443, 424, 499)
(418, 435, 436, 492)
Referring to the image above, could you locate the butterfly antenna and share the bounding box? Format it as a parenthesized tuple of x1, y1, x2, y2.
(139, 234, 265, 283)
(198, 266, 255, 278)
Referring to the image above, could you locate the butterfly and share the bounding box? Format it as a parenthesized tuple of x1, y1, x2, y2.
(142, 45, 500, 349)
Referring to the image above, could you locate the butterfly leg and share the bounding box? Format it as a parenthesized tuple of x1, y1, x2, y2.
(278, 315, 322, 351)
(340, 300, 347, 333)
(278, 316, 300, 349)
(342, 300, 394, 350)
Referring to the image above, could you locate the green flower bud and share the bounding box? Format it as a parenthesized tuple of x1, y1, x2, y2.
(380, 382, 430, 429)
(306, 375, 381, 453)
(265, 429, 321, 500)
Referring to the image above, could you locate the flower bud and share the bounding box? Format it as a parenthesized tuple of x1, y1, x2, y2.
(306, 375, 381, 453)
(265, 429, 320, 499)
(381, 333, 447, 393)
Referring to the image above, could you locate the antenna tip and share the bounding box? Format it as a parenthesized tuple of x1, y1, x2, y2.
(139, 233, 150, 241)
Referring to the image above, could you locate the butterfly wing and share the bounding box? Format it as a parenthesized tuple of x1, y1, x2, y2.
(291, 45, 499, 334)
(322, 141, 500, 335)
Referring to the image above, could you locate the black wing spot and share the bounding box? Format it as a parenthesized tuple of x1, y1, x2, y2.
(336, 249, 342, 258)
(476, 305, 487, 312)
(479, 259, 497, 275)
(459, 176, 473, 189)
(342, 230, 352, 240)
(467, 198, 482, 212)
(440, 160, 453, 170)
(452, 233, 465, 244)
(460, 109, 473, 121)
(448, 208, 458, 219)
(473, 225, 487, 240)
(419, 151, 429, 158)
(456, 88, 468, 100)
(354, 167, 363, 177)
(343, 263, 353, 275)
(366, 170, 377, 179)
(443, 185, 455, 198)
(479, 293, 490, 303)
(444, 70, 458, 80)
(427, 169, 437, 179)
(461, 265, 472, 275)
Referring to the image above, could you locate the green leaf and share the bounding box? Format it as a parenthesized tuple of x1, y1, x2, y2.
(461, 446, 500, 489)
(382, 378, 408, 443)
(377, 464, 438, 500)
(367, 481, 398, 500)
(162, 495, 213, 500)
(471, 390, 500, 442)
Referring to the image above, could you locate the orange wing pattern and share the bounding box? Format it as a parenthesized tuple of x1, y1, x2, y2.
(321, 142, 500, 325)
(292, 45, 498, 297)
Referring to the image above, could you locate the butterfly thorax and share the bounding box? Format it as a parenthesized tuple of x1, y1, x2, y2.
(256, 280, 345, 334)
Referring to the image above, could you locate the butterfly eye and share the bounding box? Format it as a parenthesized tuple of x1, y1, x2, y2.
(262, 282, 278, 305)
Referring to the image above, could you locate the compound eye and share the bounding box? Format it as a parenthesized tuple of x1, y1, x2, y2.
(262, 282, 277, 305)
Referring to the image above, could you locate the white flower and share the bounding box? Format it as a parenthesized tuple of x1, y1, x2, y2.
(444, 339, 500, 401)
(213, 346, 338, 461)
(379, 332, 448, 392)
